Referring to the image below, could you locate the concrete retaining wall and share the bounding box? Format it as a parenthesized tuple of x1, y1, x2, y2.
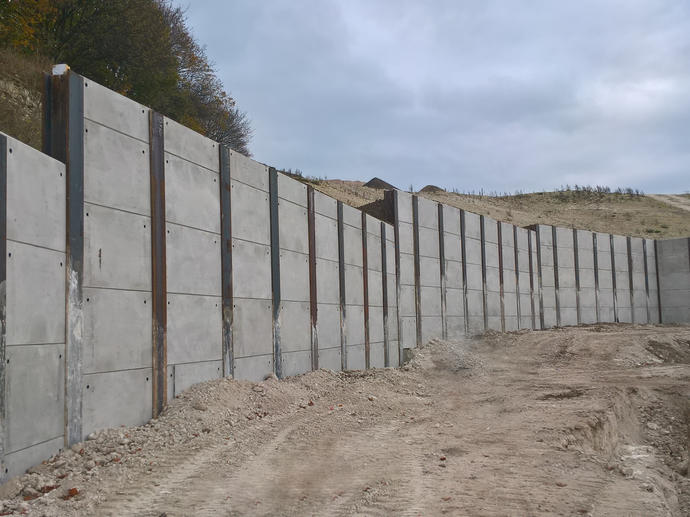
(0, 69, 688, 479)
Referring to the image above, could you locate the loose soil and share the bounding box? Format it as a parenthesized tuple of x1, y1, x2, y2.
(1, 325, 689, 516)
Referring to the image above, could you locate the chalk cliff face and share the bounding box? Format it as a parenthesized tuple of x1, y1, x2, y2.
(0, 50, 48, 151)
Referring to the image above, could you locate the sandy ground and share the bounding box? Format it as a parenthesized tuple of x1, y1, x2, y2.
(649, 194, 690, 214)
(1, 324, 688, 516)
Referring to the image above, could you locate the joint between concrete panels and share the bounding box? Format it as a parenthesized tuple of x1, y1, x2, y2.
(0, 134, 7, 474)
(460, 210, 469, 334)
(361, 212, 370, 369)
(480, 216, 488, 331)
(535, 228, 545, 329)
(337, 202, 347, 370)
(610, 234, 618, 322)
(642, 239, 650, 323)
(438, 204, 447, 340)
(573, 229, 581, 325)
(381, 222, 389, 367)
(149, 111, 167, 416)
(497, 221, 505, 332)
(219, 146, 234, 377)
(390, 192, 403, 365)
(412, 196, 422, 345)
(513, 225, 521, 328)
(627, 237, 635, 323)
(593, 233, 600, 322)
(552, 226, 561, 327)
(527, 230, 536, 330)
(269, 168, 282, 378)
(653, 240, 662, 323)
(307, 187, 318, 371)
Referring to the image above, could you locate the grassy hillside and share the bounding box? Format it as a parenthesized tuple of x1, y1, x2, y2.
(307, 180, 690, 239)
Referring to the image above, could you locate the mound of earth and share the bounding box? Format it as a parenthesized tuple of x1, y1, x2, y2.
(363, 177, 397, 190)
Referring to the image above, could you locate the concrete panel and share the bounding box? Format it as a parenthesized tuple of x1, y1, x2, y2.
(370, 342, 385, 368)
(83, 288, 150, 372)
(466, 290, 484, 317)
(420, 286, 442, 316)
(447, 315, 465, 339)
(84, 78, 149, 141)
(395, 191, 414, 224)
(365, 215, 381, 237)
(6, 344, 64, 453)
(172, 361, 222, 396)
(230, 151, 269, 191)
(346, 305, 365, 346)
(277, 173, 307, 206)
(484, 242, 499, 269)
(318, 347, 341, 371)
(6, 242, 65, 345)
(420, 256, 441, 287)
(282, 351, 312, 377)
(417, 197, 438, 229)
(7, 137, 66, 251)
(165, 153, 220, 233)
(342, 204, 362, 229)
(398, 221, 414, 254)
(657, 238, 690, 324)
(82, 368, 152, 438)
(280, 301, 311, 353)
(314, 190, 338, 219)
(279, 200, 308, 254)
(167, 294, 222, 365)
(400, 254, 415, 287)
(167, 223, 221, 296)
(421, 316, 442, 343)
(315, 214, 339, 262)
(465, 263, 483, 291)
(442, 205, 461, 235)
(463, 212, 481, 240)
(233, 298, 273, 358)
(369, 306, 384, 343)
(368, 270, 384, 307)
(345, 266, 364, 305)
(84, 120, 150, 216)
(346, 345, 366, 370)
(316, 259, 340, 305)
(445, 260, 463, 293)
(400, 316, 417, 347)
(232, 239, 271, 299)
(418, 227, 439, 258)
(84, 203, 151, 290)
(280, 250, 309, 302)
(486, 266, 501, 293)
(504, 292, 518, 316)
(234, 355, 273, 382)
(317, 304, 341, 349)
(231, 181, 270, 245)
(5, 436, 64, 479)
(444, 232, 462, 262)
(343, 225, 364, 266)
(164, 117, 219, 172)
(399, 285, 416, 316)
(446, 287, 463, 318)
(483, 217, 498, 243)
(367, 233, 382, 272)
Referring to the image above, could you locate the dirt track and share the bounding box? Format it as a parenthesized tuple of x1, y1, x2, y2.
(2, 325, 689, 516)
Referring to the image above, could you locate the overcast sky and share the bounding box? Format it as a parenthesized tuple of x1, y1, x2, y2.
(179, 1, 689, 193)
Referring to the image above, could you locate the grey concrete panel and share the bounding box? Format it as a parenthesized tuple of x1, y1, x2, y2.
(400, 253, 415, 287)
(342, 203, 362, 229)
(172, 361, 222, 395)
(580, 308, 597, 324)
(418, 227, 440, 259)
(5, 436, 64, 479)
(389, 340, 400, 367)
(346, 345, 366, 370)
(464, 238, 482, 265)
(280, 301, 311, 353)
(280, 250, 309, 302)
(504, 316, 518, 331)
(370, 342, 385, 368)
(446, 287, 463, 317)
(167, 294, 222, 365)
(84, 78, 149, 141)
(346, 305, 365, 346)
(82, 368, 152, 438)
(282, 351, 312, 377)
(400, 317, 417, 348)
(317, 303, 341, 349)
(83, 288, 150, 372)
(369, 306, 384, 343)
(314, 190, 338, 219)
(231, 180, 270, 246)
(167, 223, 221, 296)
(560, 308, 578, 326)
(445, 260, 463, 291)
(84, 121, 150, 216)
(318, 347, 342, 371)
(446, 316, 465, 339)
(6, 242, 65, 345)
(316, 259, 340, 305)
(486, 266, 501, 292)
(463, 212, 481, 240)
(420, 256, 441, 287)
(487, 315, 502, 331)
(164, 117, 219, 172)
(483, 217, 498, 243)
(6, 344, 64, 453)
(367, 235, 382, 274)
(500, 223, 514, 246)
(442, 205, 461, 235)
(465, 263, 483, 291)
(234, 355, 273, 382)
(230, 151, 269, 191)
(165, 153, 220, 233)
(84, 203, 151, 290)
(417, 197, 438, 229)
(579, 267, 595, 288)
(398, 221, 414, 254)
(345, 266, 364, 305)
(466, 290, 484, 317)
(279, 201, 308, 254)
(368, 270, 384, 307)
(420, 286, 441, 316)
(558, 247, 575, 269)
(504, 292, 518, 316)
(444, 232, 462, 262)
(484, 242, 499, 269)
(315, 214, 339, 262)
(343, 225, 364, 267)
(617, 306, 632, 323)
(233, 298, 273, 358)
(366, 215, 381, 237)
(516, 228, 529, 251)
(399, 285, 416, 316)
(661, 307, 690, 323)
(395, 191, 413, 224)
(555, 227, 573, 247)
(467, 316, 484, 334)
(486, 292, 501, 319)
(7, 137, 66, 251)
(232, 239, 271, 299)
(277, 173, 307, 206)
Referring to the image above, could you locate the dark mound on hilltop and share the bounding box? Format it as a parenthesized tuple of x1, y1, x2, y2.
(420, 185, 445, 193)
(364, 177, 397, 190)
